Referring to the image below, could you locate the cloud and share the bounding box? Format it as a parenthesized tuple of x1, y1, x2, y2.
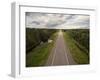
(63, 15, 90, 28)
(26, 12, 90, 29)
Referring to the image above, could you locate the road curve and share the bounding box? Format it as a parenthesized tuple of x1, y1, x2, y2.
(45, 30, 76, 66)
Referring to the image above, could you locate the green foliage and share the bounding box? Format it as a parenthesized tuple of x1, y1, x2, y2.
(66, 29, 89, 53)
(26, 32, 57, 67)
(26, 42, 50, 67)
(26, 28, 57, 53)
(26, 28, 41, 52)
(63, 31, 89, 64)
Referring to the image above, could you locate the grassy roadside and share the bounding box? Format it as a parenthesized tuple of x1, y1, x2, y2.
(26, 32, 58, 67)
(63, 32, 89, 64)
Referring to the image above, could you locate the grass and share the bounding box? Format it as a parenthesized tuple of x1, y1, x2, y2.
(63, 32, 89, 64)
(26, 32, 58, 67)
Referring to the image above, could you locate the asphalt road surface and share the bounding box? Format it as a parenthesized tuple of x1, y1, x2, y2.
(46, 30, 76, 66)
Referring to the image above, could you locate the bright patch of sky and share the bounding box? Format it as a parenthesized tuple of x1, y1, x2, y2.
(26, 12, 89, 29)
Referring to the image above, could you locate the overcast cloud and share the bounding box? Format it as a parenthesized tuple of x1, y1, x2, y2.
(26, 12, 89, 29)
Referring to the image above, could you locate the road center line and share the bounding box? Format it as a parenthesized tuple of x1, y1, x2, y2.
(62, 35, 70, 64)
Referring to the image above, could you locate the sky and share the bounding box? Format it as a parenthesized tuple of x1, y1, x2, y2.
(26, 12, 90, 29)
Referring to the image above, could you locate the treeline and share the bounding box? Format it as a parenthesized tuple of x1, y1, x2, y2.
(64, 29, 89, 53)
(26, 28, 57, 53)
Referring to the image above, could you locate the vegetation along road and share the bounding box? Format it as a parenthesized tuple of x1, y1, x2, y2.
(26, 28, 89, 67)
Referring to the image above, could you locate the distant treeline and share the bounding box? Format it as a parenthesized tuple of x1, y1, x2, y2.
(64, 29, 89, 53)
(26, 28, 57, 53)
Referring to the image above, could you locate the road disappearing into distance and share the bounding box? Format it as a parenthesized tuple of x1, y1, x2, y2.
(46, 30, 76, 66)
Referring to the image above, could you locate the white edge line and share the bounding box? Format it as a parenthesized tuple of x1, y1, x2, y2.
(51, 33, 59, 65)
(64, 45, 70, 64)
(51, 45, 56, 65)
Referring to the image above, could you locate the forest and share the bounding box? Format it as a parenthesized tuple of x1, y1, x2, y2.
(26, 28, 58, 67)
(66, 29, 89, 53)
(26, 28, 57, 53)
(63, 29, 89, 64)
